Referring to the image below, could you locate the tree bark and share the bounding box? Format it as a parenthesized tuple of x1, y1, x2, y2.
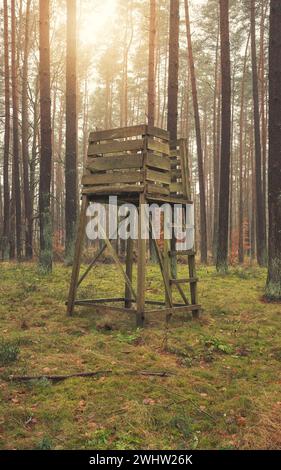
(184, 0, 208, 264)
(250, 0, 267, 266)
(11, 0, 22, 260)
(238, 34, 250, 264)
(216, 0, 231, 273)
(212, 25, 220, 262)
(2, 0, 10, 260)
(266, 0, 281, 300)
(65, 0, 78, 263)
(39, 0, 53, 272)
(167, 0, 179, 278)
(22, 0, 33, 259)
(147, 0, 157, 263)
(148, 0, 156, 127)
(167, 0, 179, 143)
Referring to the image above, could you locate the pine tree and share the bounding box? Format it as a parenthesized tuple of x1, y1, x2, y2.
(39, 0, 53, 272)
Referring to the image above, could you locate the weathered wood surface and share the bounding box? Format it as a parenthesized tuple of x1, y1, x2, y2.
(87, 154, 143, 173)
(146, 305, 201, 315)
(82, 170, 144, 186)
(146, 183, 170, 196)
(89, 125, 169, 143)
(146, 168, 171, 185)
(88, 139, 144, 156)
(147, 153, 171, 171)
(82, 184, 144, 195)
(147, 137, 170, 155)
(125, 237, 134, 308)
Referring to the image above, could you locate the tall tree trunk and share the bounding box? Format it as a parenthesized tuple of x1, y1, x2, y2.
(39, 0, 53, 272)
(266, 0, 281, 300)
(216, 0, 231, 273)
(250, 0, 267, 266)
(184, 0, 208, 264)
(22, 0, 33, 259)
(147, 0, 157, 262)
(259, 0, 269, 226)
(167, 0, 179, 143)
(238, 34, 250, 264)
(212, 25, 220, 262)
(65, 0, 78, 263)
(11, 0, 22, 260)
(2, 0, 10, 260)
(167, 0, 179, 278)
(148, 0, 156, 127)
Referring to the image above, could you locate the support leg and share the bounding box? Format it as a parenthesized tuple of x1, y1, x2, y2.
(188, 254, 199, 319)
(125, 237, 134, 308)
(170, 211, 177, 280)
(137, 194, 146, 327)
(66, 196, 88, 316)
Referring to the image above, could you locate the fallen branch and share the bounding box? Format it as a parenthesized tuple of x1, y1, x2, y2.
(8, 371, 113, 383)
(7, 370, 174, 383)
(133, 371, 174, 378)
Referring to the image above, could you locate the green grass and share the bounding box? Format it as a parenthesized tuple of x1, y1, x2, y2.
(0, 262, 281, 450)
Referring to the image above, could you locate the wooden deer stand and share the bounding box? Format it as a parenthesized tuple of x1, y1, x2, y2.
(66, 125, 201, 326)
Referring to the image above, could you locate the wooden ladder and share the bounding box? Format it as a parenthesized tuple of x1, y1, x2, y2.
(168, 250, 199, 318)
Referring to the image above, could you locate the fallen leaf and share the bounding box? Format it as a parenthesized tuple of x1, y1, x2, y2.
(143, 398, 155, 406)
(236, 416, 246, 427)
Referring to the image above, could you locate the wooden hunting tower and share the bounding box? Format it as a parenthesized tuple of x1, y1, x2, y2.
(66, 125, 201, 326)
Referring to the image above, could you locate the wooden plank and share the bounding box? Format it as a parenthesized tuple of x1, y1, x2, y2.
(146, 305, 201, 315)
(87, 154, 143, 173)
(147, 137, 170, 155)
(146, 168, 171, 185)
(66, 196, 88, 316)
(82, 184, 144, 195)
(147, 126, 170, 141)
(82, 170, 143, 186)
(73, 298, 125, 304)
(74, 303, 136, 315)
(89, 125, 147, 142)
(146, 195, 193, 205)
(147, 154, 171, 171)
(88, 139, 144, 156)
(146, 183, 170, 196)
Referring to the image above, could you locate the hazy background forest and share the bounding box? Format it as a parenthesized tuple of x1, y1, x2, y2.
(0, 0, 273, 271)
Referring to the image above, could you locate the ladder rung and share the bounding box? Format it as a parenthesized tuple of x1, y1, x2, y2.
(170, 278, 198, 285)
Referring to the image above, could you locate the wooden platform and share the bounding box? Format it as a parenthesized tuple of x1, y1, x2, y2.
(66, 125, 201, 326)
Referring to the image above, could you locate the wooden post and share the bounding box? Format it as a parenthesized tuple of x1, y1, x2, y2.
(188, 253, 199, 319)
(125, 237, 134, 308)
(137, 193, 146, 327)
(66, 195, 88, 316)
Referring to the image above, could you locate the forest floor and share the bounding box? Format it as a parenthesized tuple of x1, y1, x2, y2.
(0, 262, 281, 450)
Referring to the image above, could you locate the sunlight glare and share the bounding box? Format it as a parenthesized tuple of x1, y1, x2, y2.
(79, 0, 117, 47)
